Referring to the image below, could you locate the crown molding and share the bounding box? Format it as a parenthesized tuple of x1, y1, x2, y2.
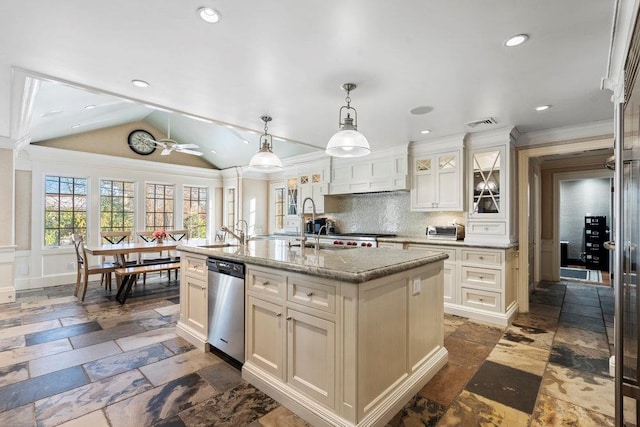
(516, 120, 614, 147)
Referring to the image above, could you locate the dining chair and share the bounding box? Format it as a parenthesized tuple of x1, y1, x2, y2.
(100, 230, 133, 286)
(71, 234, 116, 302)
(136, 230, 171, 285)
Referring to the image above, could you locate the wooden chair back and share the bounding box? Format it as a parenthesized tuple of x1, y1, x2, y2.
(100, 230, 132, 244)
(136, 230, 157, 243)
(168, 229, 189, 241)
(71, 233, 86, 266)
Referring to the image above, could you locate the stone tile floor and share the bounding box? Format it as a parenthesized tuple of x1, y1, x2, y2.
(0, 277, 634, 426)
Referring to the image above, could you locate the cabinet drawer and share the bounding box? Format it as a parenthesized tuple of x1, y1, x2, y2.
(461, 249, 502, 265)
(183, 255, 207, 279)
(246, 268, 286, 300)
(461, 288, 501, 312)
(287, 275, 336, 315)
(467, 222, 506, 236)
(461, 266, 502, 290)
(406, 244, 457, 262)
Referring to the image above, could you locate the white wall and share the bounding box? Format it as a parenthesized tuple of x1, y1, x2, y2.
(559, 178, 611, 261)
(242, 178, 269, 235)
(14, 145, 222, 290)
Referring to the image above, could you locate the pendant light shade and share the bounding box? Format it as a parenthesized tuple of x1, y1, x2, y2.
(248, 116, 283, 171)
(326, 83, 370, 158)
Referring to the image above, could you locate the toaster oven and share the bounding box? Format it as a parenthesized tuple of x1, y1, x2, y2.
(426, 225, 465, 240)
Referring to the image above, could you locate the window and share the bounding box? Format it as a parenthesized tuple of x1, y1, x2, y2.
(274, 187, 285, 230)
(183, 186, 207, 238)
(100, 180, 135, 232)
(226, 187, 236, 227)
(44, 176, 87, 246)
(145, 183, 174, 230)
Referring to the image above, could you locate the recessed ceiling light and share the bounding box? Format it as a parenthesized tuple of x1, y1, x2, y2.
(71, 124, 81, 129)
(40, 109, 63, 117)
(535, 105, 551, 111)
(210, 149, 217, 154)
(198, 7, 221, 23)
(84, 104, 96, 110)
(410, 105, 434, 115)
(420, 130, 431, 134)
(242, 139, 249, 144)
(131, 79, 150, 88)
(504, 34, 529, 47)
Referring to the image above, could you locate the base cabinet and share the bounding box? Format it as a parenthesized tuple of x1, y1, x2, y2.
(404, 243, 518, 326)
(243, 262, 447, 427)
(177, 253, 208, 351)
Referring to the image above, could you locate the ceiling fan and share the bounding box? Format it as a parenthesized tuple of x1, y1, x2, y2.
(146, 117, 204, 156)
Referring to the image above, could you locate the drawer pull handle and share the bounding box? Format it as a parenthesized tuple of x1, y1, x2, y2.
(263, 281, 270, 286)
(286, 316, 292, 320)
(305, 292, 314, 297)
(275, 313, 282, 317)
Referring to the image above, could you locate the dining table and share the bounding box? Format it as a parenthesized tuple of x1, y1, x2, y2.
(84, 241, 180, 303)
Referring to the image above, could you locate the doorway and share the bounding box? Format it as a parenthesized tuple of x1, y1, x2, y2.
(557, 175, 613, 286)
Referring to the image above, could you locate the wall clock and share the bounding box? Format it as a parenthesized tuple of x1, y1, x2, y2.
(127, 130, 156, 155)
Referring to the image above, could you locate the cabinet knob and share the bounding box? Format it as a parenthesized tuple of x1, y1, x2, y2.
(275, 313, 282, 317)
(479, 256, 484, 260)
(479, 298, 484, 302)
(286, 316, 292, 320)
(200, 285, 206, 291)
(479, 276, 484, 280)
(305, 292, 313, 297)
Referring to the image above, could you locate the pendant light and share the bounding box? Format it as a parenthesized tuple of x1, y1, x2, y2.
(248, 115, 283, 171)
(326, 83, 370, 157)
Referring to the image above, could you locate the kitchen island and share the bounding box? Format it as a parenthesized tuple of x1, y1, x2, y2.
(177, 240, 448, 427)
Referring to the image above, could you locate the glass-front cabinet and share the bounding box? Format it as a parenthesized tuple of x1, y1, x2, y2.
(471, 149, 502, 215)
(465, 128, 517, 246)
(287, 178, 298, 216)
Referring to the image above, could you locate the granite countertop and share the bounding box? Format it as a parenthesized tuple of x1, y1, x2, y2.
(377, 236, 519, 249)
(177, 239, 447, 284)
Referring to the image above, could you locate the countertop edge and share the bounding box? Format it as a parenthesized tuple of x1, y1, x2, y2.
(377, 236, 519, 249)
(177, 245, 448, 283)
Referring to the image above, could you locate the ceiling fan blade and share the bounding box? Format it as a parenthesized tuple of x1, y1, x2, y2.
(176, 148, 204, 156)
(175, 143, 199, 149)
(161, 148, 172, 156)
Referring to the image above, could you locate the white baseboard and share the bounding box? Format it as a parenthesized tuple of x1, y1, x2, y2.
(176, 322, 208, 352)
(445, 302, 519, 327)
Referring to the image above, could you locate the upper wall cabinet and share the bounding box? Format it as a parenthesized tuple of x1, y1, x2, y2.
(282, 156, 334, 217)
(409, 135, 465, 211)
(465, 128, 518, 245)
(329, 147, 408, 195)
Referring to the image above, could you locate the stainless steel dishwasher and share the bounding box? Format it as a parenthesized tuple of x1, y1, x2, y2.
(207, 258, 245, 364)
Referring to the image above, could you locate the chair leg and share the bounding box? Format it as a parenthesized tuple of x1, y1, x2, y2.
(143, 272, 146, 286)
(81, 271, 89, 302)
(74, 268, 82, 297)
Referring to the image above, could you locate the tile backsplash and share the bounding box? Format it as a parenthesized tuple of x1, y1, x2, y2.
(324, 192, 465, 237)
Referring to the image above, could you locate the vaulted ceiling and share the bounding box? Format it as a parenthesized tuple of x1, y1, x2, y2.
(1, 1, 616, 169)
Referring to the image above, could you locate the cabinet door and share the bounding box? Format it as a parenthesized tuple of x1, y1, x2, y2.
(470, 147, 503, 217)
(286, 178, 298, 216)
(411, 156, 437, 209)
(435, 152, 461, 210)
(246, 295, 284, 379)
(183, 276, 208, 336)
(286, 309, 335, 409)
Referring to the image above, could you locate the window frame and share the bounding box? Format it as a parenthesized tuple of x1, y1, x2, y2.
(99, 179, 136, 232)
(43, 175, 89, 247)
(144, 182, 176, 231)
(183, 185, 208, 239)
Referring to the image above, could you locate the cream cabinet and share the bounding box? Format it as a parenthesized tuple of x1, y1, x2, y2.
(406, 244, 457, 304)
(402, 242, 518, 326)
(176, 253, 208, 351)
(245, 267, 337, 410)
(409, 135, 464, 212)
(465, 128, 518, 245)
(243, 261, 446, 426)
(329, 147, 408, 194)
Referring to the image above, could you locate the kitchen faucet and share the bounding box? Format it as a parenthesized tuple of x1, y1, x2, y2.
(220, 221, 248, 246)
(299, 197, 316, 247)
(235, 220, 248, 245)
(314, 224, 327, 250)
